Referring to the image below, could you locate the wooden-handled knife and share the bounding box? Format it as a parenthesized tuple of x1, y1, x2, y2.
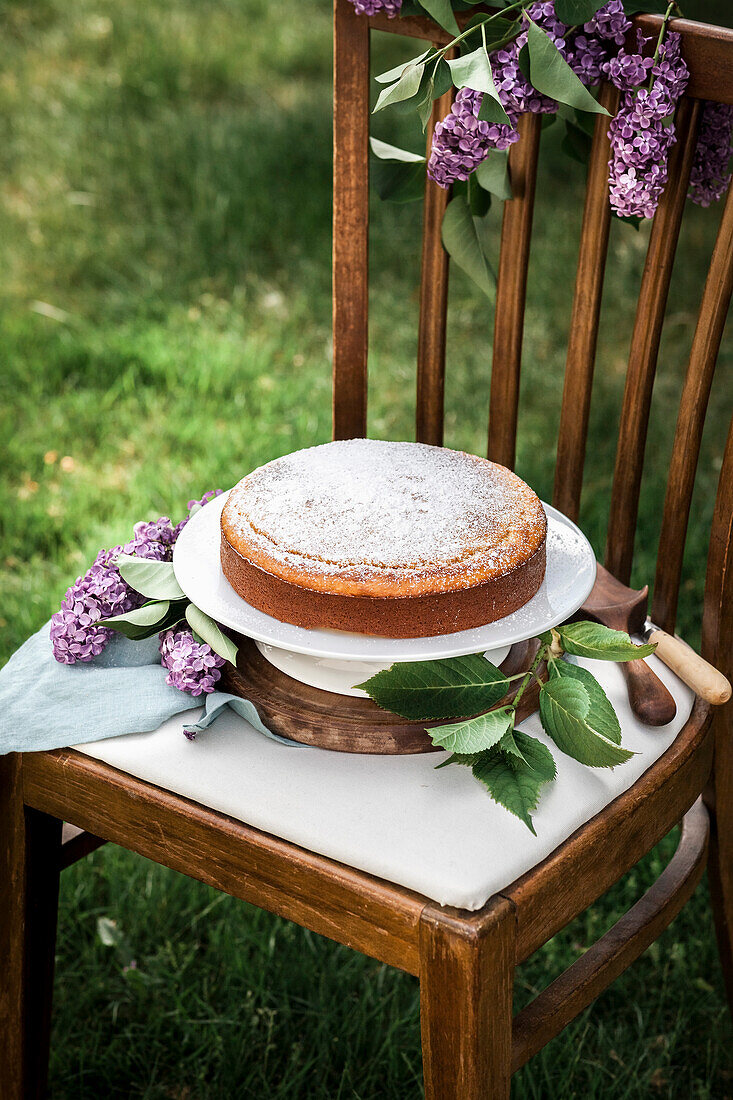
(578, 563, 731, 725)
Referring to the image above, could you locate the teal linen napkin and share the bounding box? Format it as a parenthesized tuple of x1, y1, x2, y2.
(0, 622, 301, 755)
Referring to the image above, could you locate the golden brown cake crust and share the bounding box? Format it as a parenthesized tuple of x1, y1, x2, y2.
(220, 439, 547, 637)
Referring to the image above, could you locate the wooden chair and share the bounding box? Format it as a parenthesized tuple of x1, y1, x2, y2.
(2, 6, 732, 1096)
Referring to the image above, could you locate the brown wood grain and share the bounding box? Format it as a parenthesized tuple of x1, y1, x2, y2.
(22, 749, 427, 975)
(332, 0, 370, 440)
(367, 10, 733, 104)
(652, 185, 733, 633)
(0, 755, 25, 1099)
(220, 637, 546, 753)
(416, 74, 453, 447)
(604, 98, 701, 584)
(501, 698, 713, 963)
(487, 112, 541, 470)
(0, 756, 62, 1100)
(512, 798, 709, 1070)
(553, 82, 617, 522)
(703, 415, 733, 1012)
(420, 898, 515, 1100)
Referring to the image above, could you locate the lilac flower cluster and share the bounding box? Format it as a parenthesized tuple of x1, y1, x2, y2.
(605, 29, 689, 219)
(348, 0, 401, 15)
(50, 518, 177, 664)
(689, 101, 733, 207)
(159, 627, 225, 697)
(428, 1, 630, 189)
(427, 88, 520, 188)
(50, 491, 223, 667)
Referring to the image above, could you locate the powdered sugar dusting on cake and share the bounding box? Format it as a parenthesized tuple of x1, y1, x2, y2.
(222, 440, 546, 584)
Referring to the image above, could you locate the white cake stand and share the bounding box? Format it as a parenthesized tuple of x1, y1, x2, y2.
(173, 491, 596, 697)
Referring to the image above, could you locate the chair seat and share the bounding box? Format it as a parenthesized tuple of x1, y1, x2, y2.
(73, 653, 694, 910)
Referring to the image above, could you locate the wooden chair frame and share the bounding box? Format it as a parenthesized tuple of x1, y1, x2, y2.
(2, 7, 733, 1097)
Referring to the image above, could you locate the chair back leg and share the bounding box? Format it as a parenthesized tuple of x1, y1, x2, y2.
(419, 898, 515, 1100)
(706, 705, 733, 1015)
(0, 756, 62, 1100)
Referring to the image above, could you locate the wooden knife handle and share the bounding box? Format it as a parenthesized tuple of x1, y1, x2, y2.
(619, 658, 677, 727)
(647, 629, 732, 706)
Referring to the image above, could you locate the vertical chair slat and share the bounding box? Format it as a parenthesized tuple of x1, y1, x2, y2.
(487, 112, 542, 470)
(416, 77, 453, 447)
(651, 184, 733, 633)
(332, 0, 370, 440)
(604, 97, 701, 583)
(553, 83, 618, 522)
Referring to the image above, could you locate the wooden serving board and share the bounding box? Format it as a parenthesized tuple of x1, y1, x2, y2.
(221, 636, 546, 755)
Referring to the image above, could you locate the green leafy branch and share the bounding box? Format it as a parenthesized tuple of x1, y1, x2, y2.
(97, 555, 238, 666)
(369, 0, 674, 293)
(358, 622, 656, 833)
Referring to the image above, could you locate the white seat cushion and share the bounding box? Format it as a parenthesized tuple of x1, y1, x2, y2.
(74, 653, 694, 911)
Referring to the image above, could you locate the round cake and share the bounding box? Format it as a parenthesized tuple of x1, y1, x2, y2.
(220, 439, 547, 637)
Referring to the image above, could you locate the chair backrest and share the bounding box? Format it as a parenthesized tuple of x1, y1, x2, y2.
(331, 0, 733, 668)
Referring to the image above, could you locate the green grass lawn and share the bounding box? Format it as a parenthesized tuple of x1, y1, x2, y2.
(1, 0, 732, 1095)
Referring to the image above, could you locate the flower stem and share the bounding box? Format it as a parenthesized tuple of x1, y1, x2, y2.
(511, 642, 547, 710)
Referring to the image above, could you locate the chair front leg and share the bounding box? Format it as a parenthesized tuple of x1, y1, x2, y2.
(0, 755, 63, 1100)
(419, 898, 515, 1100)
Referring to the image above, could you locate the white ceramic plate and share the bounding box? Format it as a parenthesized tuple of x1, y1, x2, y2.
(173, 491, 597, 662)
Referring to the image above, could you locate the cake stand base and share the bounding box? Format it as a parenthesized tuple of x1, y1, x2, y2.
(221, 637, 546, 755)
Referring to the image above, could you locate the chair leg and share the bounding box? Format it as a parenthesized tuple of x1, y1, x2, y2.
(0, 755, 63, 1099)
(706, 709, 733, 1016)
(419, 898, 515, 1100)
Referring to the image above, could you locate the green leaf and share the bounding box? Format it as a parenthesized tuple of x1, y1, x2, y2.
(557, 621, 656, 662)
(497, 725, 527, 763)
(372, 158, 426, 203)
(554, 0, 606, 23)
(356, 652, 509, 721)
(417, 0, 459, 35)
(116, 554, 185, 600)
(472, 750, 549, 833)
(447, 48, 511, 126)
(369, 137, 426, 203)
(561, 119, 592, 164)
(623, 0, 668, 11)
(374, 50, 431, 84)
(416, 77, 436, 129)
(441, 195, 496, 298)
(432, 57, 454, 99)
(549, 660, 621, 743)
(99, 599, 172, 640)
(539, 678, 635, 768)
(373, 62, 425, 113)
(429, 706, 514, 754)
(185, 604, 239, 666)
(525, 19, 609, 115)
(468, 173, 491, 217)
(459, 14, 515, 50)
(369, 137, 425, 163)
(511, 729, 557, 781)
(475, 149, 512, 200)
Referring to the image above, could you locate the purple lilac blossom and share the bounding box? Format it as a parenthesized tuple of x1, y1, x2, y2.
(427, 88, 520, 188)
(348, 0, 401, 15)
(689, 101, 733, 207)
(159, 627, 225, 696)
(428, 1, 625, 188)
(584, 0, 630, 46)
(606, 30, 689, 219)
(50, 498, 216, 666)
